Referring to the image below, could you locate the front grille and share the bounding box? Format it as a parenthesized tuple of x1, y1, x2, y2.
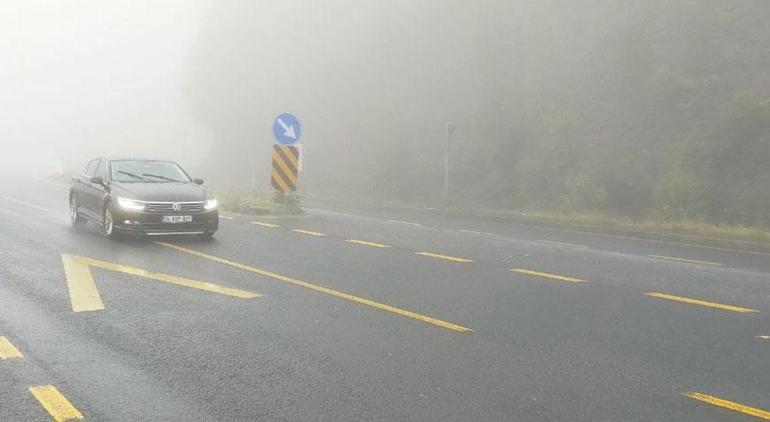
(143, 202, 205, 213)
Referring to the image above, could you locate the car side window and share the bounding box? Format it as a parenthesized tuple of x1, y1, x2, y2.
(95, 160, 108, 180)
(84, 159, 99, 177)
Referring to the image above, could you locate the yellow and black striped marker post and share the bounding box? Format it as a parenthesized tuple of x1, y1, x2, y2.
(271, 144, 300, 193)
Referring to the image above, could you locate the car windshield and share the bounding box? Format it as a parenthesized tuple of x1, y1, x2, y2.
(110, 160, 191, 183)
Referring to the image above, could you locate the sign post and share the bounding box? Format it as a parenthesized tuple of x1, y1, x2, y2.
(270, 113, 302, 196)
(444, 123, 455, 198)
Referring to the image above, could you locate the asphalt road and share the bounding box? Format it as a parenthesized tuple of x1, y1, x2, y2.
(1, 179, 769, 421)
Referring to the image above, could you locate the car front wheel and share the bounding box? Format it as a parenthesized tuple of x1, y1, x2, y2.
(70, 195, 86, 228)
(103, 205, 118, 239)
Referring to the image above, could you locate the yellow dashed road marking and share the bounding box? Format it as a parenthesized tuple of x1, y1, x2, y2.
(685, 392, 770, 420)
(648, 255, 721, 266)
(252, 221, 280, 228)
(291, 229, 326, 237)
(157, 242, 471, 333)
(345, 239, 391, 248)
(0, 336, 23, 360)
(415, 252, 473, 263)
(219, 215, 235, 220)
(645, 292, 757, 314)
(29, 385, 84, 422)
(510, 268, 585, 283)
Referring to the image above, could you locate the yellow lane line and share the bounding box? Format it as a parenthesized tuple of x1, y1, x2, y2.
(685, 392, 770, 420)
(62, 255, 105, 313)
(156, 242, 471, 333)
(756, 335, 769, 340)
(78, 255, 260, 299)
(63, 254, 260, 312)
(645, 292, 757, 314)
(0, 336, 23, 360)
(252, 221, 280, 228)
(345, 239, 391, 248)
(648, 255, 721, 266)
(415, 252, 473, 263)
(219, 215, 235, 220)
(537, 240, 589, 249)
(29, 385, 84, 422)
(510, 268, 585, 283)
(291, 229, 326, 237)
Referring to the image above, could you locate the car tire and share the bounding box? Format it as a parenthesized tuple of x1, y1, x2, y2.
(70, 194, 86, 228)
(200, 231, 215, 240)
(102, 203, 118, 239)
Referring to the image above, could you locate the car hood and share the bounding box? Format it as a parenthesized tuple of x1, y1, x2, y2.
(110, 182, 209, 202)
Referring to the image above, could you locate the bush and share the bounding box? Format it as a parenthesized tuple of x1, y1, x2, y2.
(559, 165, 608, 213)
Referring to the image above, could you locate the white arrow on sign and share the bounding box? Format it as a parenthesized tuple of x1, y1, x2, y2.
(277, 118, 297, 139)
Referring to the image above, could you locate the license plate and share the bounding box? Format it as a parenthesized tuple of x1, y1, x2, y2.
(162, 215, 192, 224)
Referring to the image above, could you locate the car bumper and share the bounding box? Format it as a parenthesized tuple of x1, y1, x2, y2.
(112, 209, 219, 235)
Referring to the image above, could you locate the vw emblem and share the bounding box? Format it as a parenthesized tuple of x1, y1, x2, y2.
(172, 203, 182, 212)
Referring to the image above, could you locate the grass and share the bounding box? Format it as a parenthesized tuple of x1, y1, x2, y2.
(216, 188, 304, 216)
(216, 185, 770, 249)
(313, 192, 770, 249)
(460, 207, 770, 246)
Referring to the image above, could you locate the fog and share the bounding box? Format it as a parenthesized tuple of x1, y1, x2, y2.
(0, 0, 212, 176)
(2, 1, 769, 226)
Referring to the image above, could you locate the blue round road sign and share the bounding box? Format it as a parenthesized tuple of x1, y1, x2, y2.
(272, 113, 302, 145)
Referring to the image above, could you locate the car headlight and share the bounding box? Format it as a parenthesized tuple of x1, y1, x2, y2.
(204, 199, 218, 210)
(117, 197, 145, 211)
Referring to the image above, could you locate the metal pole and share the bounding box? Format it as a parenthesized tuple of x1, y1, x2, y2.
(182, 129, 188, 166)
(443, 123, 453, 198)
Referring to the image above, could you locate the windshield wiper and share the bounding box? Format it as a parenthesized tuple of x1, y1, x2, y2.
(117, 170, 144, 181)
(142, 173, 182, 183)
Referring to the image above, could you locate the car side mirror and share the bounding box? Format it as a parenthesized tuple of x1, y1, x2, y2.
(90, 176, 104, 185)
(194, 178, 204, 185)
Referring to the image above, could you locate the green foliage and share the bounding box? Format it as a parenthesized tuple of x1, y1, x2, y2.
(458, 3, 770, 230)
(701, 95, 770, 226)
(559, 165, 608, 214)
(652, 152, 705, 221)
(187, 1, 770, 232)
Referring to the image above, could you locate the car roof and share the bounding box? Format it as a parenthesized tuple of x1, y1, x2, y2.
(104, 158, 180, 163)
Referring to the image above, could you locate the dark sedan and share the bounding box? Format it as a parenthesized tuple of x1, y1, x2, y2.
(69, 158, 219, 238)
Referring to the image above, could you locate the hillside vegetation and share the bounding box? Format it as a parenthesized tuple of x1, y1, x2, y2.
(186, 1, 770, 234)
